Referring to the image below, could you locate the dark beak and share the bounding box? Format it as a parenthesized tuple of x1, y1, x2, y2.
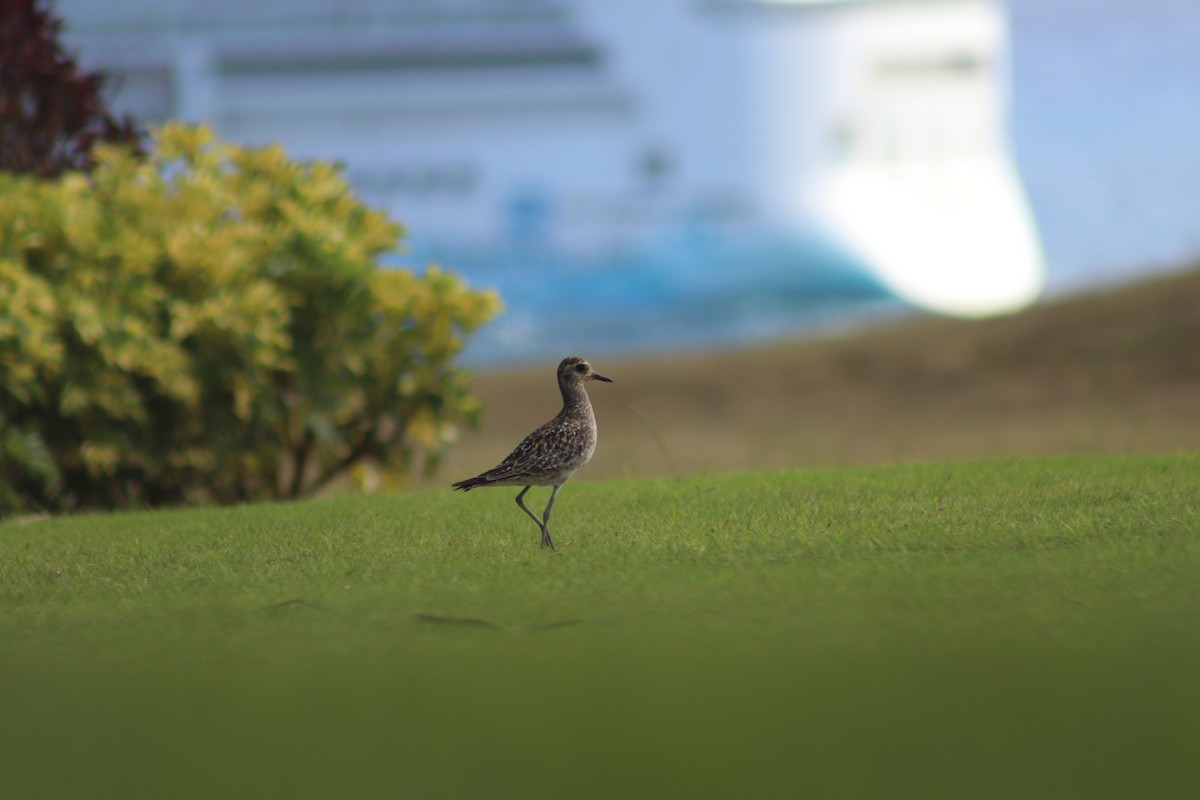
(592, 372, 613, 383)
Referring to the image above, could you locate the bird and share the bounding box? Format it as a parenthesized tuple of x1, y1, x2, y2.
(452, 356, 612, 549)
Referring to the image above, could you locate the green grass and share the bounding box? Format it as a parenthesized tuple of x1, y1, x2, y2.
(3, 454, 1199, 799)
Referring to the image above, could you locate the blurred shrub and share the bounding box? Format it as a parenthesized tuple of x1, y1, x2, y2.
(0, 0, 142, 177)
(0, 123, 499, 512)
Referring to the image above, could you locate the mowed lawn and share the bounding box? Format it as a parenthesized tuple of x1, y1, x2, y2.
(3, 454, 1199, 799)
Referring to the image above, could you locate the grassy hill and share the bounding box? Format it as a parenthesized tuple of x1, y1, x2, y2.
(439, 267, 1200, 483)
(4, 454, 1199, 799)
(3, 270, 1199, 798)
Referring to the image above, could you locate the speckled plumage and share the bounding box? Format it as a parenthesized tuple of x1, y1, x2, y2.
(452, 356, 612, 549)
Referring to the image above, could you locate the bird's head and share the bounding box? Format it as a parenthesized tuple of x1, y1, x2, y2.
(558, 356, 613, 385)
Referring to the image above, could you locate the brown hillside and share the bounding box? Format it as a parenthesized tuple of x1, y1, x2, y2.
(437, 267, 1200, 481)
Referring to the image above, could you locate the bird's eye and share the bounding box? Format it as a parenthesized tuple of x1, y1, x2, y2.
(575, 363, 587, 373)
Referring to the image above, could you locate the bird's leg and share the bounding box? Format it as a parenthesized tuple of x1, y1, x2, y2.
(540, 484, 564, 550)
(515, 486, 545, 544)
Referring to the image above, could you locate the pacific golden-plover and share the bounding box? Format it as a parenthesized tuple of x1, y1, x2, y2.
(452, 356, 612, 549)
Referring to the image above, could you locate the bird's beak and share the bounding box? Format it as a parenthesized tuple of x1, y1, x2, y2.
(592, 372, 613, 383)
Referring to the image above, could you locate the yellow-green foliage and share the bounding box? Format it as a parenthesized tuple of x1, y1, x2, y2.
(0, 123, 499, 511)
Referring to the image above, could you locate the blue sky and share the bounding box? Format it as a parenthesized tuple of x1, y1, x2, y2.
(1006, 0, 1200, 288)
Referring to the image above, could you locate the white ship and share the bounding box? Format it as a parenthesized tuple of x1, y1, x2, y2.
(62, 0, 1043, 353)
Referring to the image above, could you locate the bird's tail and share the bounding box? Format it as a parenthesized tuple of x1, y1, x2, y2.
(451, 475, 488, 491)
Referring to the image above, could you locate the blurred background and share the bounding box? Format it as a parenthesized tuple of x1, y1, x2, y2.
(56, 0, 1200, 367)
(45, 0, 1200, 484)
